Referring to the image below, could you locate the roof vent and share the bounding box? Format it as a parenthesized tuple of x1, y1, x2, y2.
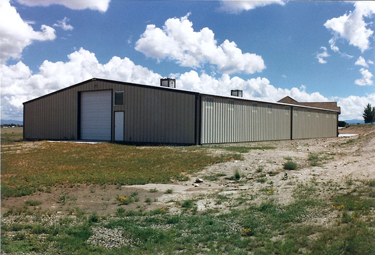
(160, 78, 176, 88)
(231, 90, 243, 97)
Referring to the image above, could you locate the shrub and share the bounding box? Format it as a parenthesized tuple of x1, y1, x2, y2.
(234, 169, 241, 180)
(283, 161, 297, 170)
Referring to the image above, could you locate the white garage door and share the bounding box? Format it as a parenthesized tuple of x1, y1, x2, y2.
(80, 90, 112, 140)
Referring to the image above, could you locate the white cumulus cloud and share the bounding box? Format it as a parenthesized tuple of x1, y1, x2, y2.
(218, 0, 285, 14)
(316, 47, 329, 64)
(0, 0, 56, 64)
(135, 13, 265, 75)
(337, 94, 375, 120)
(355, 68, 373, 86)
(0, 48, 161, 120)
(177, 71, 328, 103)
(53, 17, 73, 31)
(16, 0, 110, 12)
(354, 56, 368, 67)
(324, 2, 375, 52)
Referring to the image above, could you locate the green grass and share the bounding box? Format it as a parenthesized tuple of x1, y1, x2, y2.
(1, 138, 242, 198)
(24, 200, 42, 207)
(1, 127, 23, 145)
(203, 173, 226, 181)
(308, 153, 333, 167)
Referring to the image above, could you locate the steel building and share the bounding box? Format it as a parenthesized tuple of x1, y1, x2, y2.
(23, 78, 340, 145)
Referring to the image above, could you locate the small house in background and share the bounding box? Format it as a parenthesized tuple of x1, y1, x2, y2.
(23, 78, 340, 144)
(278, 96, 341, 113)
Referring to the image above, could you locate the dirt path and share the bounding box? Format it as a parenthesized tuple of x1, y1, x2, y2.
(2, 125, 374, 216)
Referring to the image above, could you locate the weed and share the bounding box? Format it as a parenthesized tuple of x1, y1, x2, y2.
(268, 171, 279, 176)
(165, 189, 173, 194)
(116, 208, 126, 217)
(256, 166, 263, 173)
(241, 228, 252, 236)
(149, 188, 158, 193)
(366, 179, 375, 187)
(212, 146, 275, 153)
(203, 173, 226, 181)
(346, 179, 354, 186)
(234, 169, 241, 180)
(181, 200, 194, 209)
(116, 195, 131, 205)
(12, 232, 26, 241)
(88, 213, 99, 223)
(130, 191, 139, 197)
(256, 177, 267, 183)
(308, 153, 320, 166)
(25, 200, 42, 206)
(145, 197, 152, 204)
(45, 186, 52, 193)
(58, 195, 69, 205)
(175, 174, 189, 182)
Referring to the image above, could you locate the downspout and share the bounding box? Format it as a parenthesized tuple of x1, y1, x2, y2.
(195, 94, 202, 145)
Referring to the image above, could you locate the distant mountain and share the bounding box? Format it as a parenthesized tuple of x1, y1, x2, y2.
(343, 119, 365, 124)
(1, 119, 23, 125)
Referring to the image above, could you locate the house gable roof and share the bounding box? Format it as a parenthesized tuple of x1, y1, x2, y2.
(278, 96, 341, 113)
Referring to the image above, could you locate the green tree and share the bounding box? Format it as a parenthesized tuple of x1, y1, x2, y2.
(363, 103, 375, 124)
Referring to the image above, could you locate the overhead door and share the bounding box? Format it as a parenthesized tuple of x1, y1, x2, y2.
(80, 90, 112, 140)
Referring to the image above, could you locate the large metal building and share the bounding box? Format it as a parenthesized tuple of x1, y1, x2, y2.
(23, 78, 340, 145)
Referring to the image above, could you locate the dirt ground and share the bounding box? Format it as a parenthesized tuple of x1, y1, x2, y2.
(2, 125, 374, 216)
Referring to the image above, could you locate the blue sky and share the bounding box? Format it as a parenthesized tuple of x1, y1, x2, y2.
(1, 0, 374, 121)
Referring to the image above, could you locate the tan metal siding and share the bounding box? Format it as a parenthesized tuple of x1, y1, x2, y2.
(120, 85, 195, 144)
(292, 108, 337, 139)
(24, 79, 196, 144)
(200, 96, 291, 144)
(24, 88, 78, 140)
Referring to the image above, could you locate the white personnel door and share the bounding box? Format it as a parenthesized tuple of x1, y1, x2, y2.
(114, 112, 124, 141)
(80, 90, 112, 140)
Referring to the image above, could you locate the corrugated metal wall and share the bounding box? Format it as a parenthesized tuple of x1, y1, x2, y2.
(115, 84, 196, 144)
(24, 79, 196, 144)
(292, 108, 337, 139)
(24, 86, 78, 140)
(200, 96, 291, 144)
